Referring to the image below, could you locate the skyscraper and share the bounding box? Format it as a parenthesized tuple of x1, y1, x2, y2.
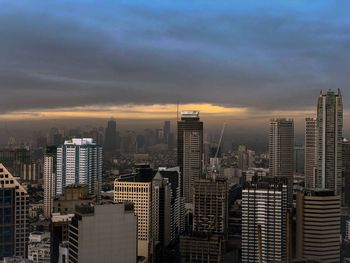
(177, 111, 203, 203)
(269, 118, 294, 205)
(316, 89, 343, 196)
(296, 190, 340, 263)
(43, 146, 56, 219)
(237, 145, 249, 171)
(104, 119, 118, 152)
(242, 180, 288, 263)
(0, 164, 29, 260)
(305, 118, 317, 188)
(56, 138, 102, 195)
(163, 120, 171, 145)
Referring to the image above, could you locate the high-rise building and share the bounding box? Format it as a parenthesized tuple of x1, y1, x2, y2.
(342, 139, 350, 207)
(242, 180, 288, 263)
(104, 119, 118, 152)
(316, 89, 343, 195)
(305, 118, 317, 188)
(56, 138, 102, 195)
(44, 146, 56, 219)
(163, 121, 171, 146)
(0, 164, 29, 260)
(177, 111, 203, 203)
(114, 166, 153, 260)
(193, 178, 228, 234)
(68, 204, 137, 263)
(296, 190, 340, 263)
(269, 118, 294, 206)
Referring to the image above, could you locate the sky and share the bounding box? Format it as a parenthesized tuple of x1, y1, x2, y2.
(0, 0, 350, 138)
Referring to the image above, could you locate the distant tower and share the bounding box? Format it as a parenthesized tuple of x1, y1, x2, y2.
(269, 118, 294, 206)
(43, 146, 57, 219)
(104, 119, 118, 152)
(305, 118, 317, 188)
(56, 138, 102, 195)
(0, 164, 29, 260)
(177, 111, 203, 203)
(316, 89, 343, 195)
(163, 120, 171, 146)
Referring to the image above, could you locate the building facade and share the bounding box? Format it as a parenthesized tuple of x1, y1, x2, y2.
(296, 190, 340, 263)
(68, 204, 137, 263)
(242, 181, 288, 263)
(114, 173, 153, 260)
(56, 138, 102, 195)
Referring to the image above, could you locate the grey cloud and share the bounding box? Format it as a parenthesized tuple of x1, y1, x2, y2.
(0, 1, 349, 114)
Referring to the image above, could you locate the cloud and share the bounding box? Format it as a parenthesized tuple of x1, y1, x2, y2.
(0, 0, 349, 116)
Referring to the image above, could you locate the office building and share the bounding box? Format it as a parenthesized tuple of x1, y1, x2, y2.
(316, 90, 343, 195)
(53, 184, 96, 214)
(242, 180, 288, 263)
(44, 146, 56, 219)
(269, 118, 294, 206)
(305, 118, 317, 188)
(177, 111, 203, 203)
(237, 145, 249, 171)
(50, 213, 74, 263)
(296, 190, 340, 263)
(27, 232, 50, 263)
(114, 166, 153, 260)
(104, 119, 118, 152)
(68, 204, 137, 263)
(56, 138, 102, 195)
(0, 164, 29, 260)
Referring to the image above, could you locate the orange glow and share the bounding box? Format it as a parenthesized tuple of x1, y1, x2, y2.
(0, 103, 248, 121)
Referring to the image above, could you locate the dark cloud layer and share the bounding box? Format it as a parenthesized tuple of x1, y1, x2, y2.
(0, 0, 350, 114)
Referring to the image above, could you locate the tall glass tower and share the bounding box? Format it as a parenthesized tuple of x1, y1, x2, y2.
(316, 89, 343, 196)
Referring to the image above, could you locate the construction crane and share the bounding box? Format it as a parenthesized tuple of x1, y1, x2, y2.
(214, 123, 226, 159)
(211, 123, 226, 175)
